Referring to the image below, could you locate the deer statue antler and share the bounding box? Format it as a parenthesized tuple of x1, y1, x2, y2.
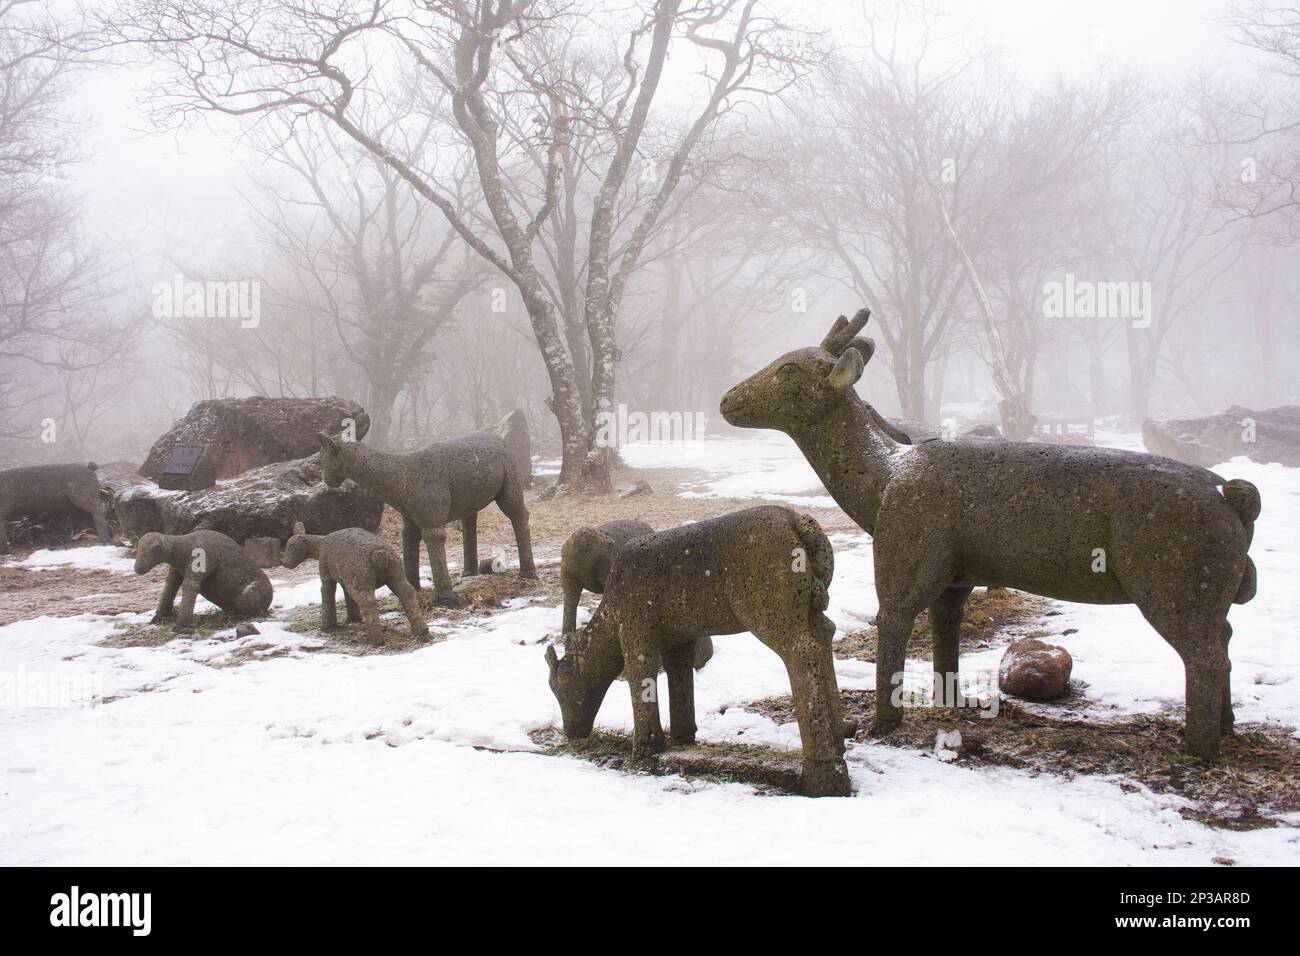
(820, 307, 873, 358)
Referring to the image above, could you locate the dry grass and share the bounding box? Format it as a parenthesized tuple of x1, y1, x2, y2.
(531, 727, 807, 795)
(833, 587, 1054, 662)
(749, 689, 1300, 829)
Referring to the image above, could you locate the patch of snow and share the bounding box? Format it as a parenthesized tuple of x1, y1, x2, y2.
(5, 545, 136, 575)
(622, 434, 836, 508)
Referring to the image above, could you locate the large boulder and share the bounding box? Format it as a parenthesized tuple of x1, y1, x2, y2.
(140, 396, 367, 490)
(1142, 405, 1300, 468)
(104, 453, 383, 545)
(998, 638, 1073, 702)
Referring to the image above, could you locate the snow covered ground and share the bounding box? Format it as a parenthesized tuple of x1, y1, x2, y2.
(1, 433, 1297, 865)
(5, 545, 137, 575)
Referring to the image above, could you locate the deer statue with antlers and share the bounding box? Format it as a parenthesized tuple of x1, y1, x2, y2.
(720, 308, 1260, 761)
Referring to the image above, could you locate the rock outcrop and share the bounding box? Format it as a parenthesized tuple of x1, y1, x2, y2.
(1143, 405, 1300, 468)
(141, 396, 367, 490)
(104, 453, 383, 544)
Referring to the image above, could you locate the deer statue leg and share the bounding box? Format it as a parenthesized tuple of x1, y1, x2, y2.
(560, 573, 583, 636)
(422, 525, 465, 607)
(461, 511, 478, 578)
(401, 518, 422, 589)
(354, 589, 384, 646)
(175, 576, 202, 631)
(1131, 580, 1233, 761)
(81, 494, 112, 545)
(152, 567, 183, 623)
(495, 474, 536, 578)
(870, 524, 953, 735)
(320, 573, 338, 629)
(1180, 634, 1229, 762)
(662, 641, 698, 744)
(763, 623, 850, 797)
(620, 622, 666, 760)
(68, 486, 112, 545)
(343, 591, 361, 624)
(929, 585, 972, 707)
(386, 564, 429, 640)
(1219, 618, 1235, 736)
(1142, 604, 1229, 761)
(873, 606, 919, 734)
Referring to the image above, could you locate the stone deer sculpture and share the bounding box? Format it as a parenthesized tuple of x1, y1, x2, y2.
(546, 506, 850, 797)
(0, 462, 112, 553)
(134, 530, 274, 630)
(720, 308, 1261, 761)
(282, 523, 428, 645)
(317, 425, 535, 606)
(560, 519, 714, 669)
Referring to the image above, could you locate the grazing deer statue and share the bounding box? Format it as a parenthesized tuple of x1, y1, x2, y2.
(560, 518, 714, 669)
(546, 506, 850, 797)
(317, 421, 535, 607)
(720, 308, 1261, 761)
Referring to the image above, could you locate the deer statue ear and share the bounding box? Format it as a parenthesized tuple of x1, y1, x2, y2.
(847, 336, 875, 365)
(292, 522, 306, 536)
(317, 431, 337, 451)
(827, 347, 865, 390)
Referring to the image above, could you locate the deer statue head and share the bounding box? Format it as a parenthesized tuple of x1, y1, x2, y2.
(316, 412, 371, 488)
(545, 641, 603, 738)
(316, 433, 349, 488)
(544, 602, 622, 738)
(280, 521, 318, 569)
(133, 532, 170, 575)
(720, 308, 876, 433)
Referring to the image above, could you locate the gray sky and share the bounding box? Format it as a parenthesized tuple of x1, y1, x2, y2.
(66, 0, 1248, 290)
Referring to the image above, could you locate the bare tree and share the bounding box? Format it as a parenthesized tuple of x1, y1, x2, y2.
(107, 0, 814, 487)
(1215, 0, 1300, 238)
(757, 1, 978, 421)
(0, 1, 139, 461)
(928, 74, 1137, 437)
(1103, 92, 1248, 424)
(252, 117, 489, 447)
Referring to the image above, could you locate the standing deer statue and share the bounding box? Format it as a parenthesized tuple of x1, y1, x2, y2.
(720, 308, 1261, 761)
(317, 422, 535, 607)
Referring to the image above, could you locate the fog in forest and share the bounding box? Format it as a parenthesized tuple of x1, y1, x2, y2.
(4, 0, 1299, 479)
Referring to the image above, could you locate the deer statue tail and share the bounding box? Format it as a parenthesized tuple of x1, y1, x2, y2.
(1221, 478, 1261, 604)
(793, 512, 835, 634)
